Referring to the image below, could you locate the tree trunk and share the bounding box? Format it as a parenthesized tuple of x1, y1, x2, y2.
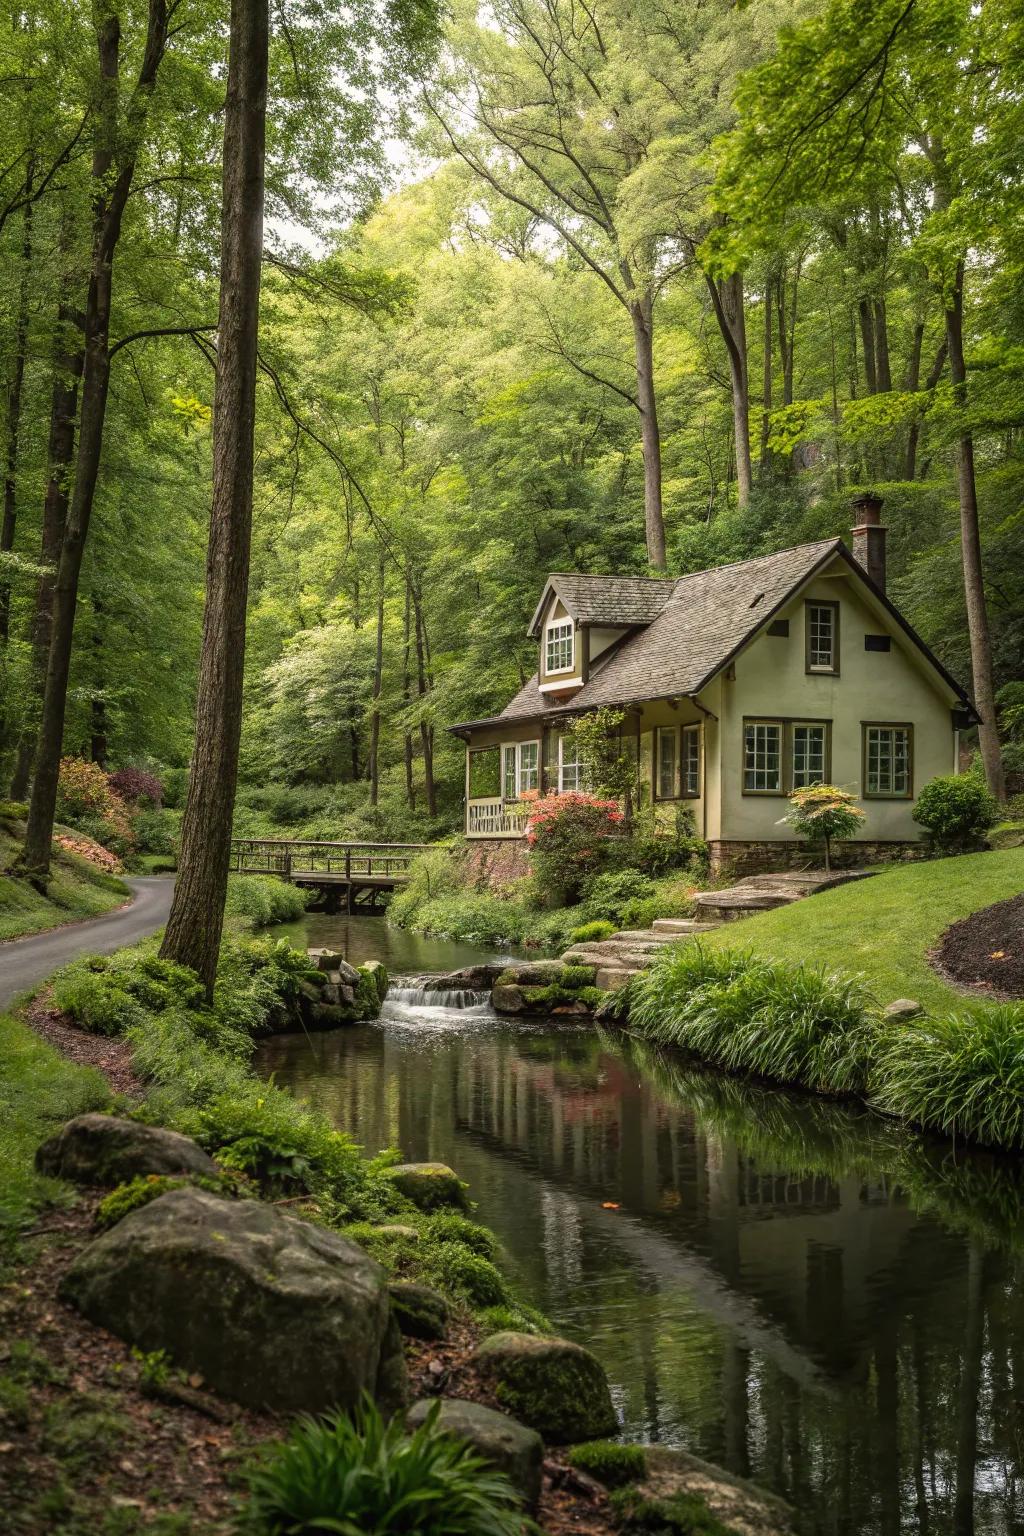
(944, 262, 1005, 800)
(628, 293, 666, 568)
(368, 552, 385, 807)
(760, 281, 772, 470)
(775, 273, 796, 407)
(0, 188, 33, 651)
(412, 584, 436, 818)
(905, 337, 946, 482)
(90, 597, 107, 767)
(858, 298, 877, 394)
(19, 0, 170, 876)
(874, 298, 892, 392)
(706, 271, 752, 509)
(402, 576, 415, 808)
(160, 0, 269, 991)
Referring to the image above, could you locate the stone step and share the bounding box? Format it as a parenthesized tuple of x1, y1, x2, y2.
(562, 946, 660, 969)
(608, 929, 680, 943)
(652, 918, 721, 934)
(595, 966, 636, 990)
(694, 889, 802, 919)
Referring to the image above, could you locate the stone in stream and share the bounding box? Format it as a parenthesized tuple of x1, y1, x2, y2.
(421, 962, 507, 991)
(308, 948, 358, 979)
(384, 1162, 469, 1211)
(58, 1187, 406, 1414)
(388, 1281, 449, 1340)
(491, 983, 528, 1015)
(638, 1446, 796, 1535)
(406, 1398, 544, 1511)
(36, 1115, 217, 1186)
(472, 1331, 617, 1443)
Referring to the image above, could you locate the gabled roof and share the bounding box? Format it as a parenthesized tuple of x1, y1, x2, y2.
(452, 539, 978, 733)
(528, 573, 674, 637)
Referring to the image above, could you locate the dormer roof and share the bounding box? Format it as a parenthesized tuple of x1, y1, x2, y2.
(527, 573, 674, 637)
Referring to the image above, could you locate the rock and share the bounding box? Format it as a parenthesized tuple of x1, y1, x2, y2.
(552, 1000, 590, 1016)
(407, 1398, 543, 1511)
(498, 960, 565, 986)
(299, 976, 326, 1000)
(36, 1115, 217, 1187)
(491, 984, 527, 1014)
(423, 963, 506, 991)
(360, 960, 389, 1006)
(326, 964, 360, 986)
(884, 998, 924, 1020)
(308, 948, 345, 973)
(640, 1446, 795, 1535)
(389, 1282, 449, 1340)
(307, 1002, 355, 1029)
(58, 1187, 406, 1414)
(385, 1162, 469, 1211)
(472, 1331, 616, 1443)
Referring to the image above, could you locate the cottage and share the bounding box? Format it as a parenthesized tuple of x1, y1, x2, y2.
(450, 497, 978, 872)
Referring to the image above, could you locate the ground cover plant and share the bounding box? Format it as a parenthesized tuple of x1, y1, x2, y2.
(0, 818, 131, 943)
(225, 873, 310, 928)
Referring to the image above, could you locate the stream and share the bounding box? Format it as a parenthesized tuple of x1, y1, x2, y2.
(256, 915, 1024, 1536)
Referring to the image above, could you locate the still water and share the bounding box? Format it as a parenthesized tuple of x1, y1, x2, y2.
(257, 918, 1024, 1536)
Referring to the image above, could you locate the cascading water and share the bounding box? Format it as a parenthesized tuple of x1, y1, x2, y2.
(383, 975, 495, 1021)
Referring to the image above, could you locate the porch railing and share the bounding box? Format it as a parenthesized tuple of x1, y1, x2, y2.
(466, 798, 527, 838)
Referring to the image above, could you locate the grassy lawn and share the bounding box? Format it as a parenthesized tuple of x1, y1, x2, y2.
(704, 849, 1024, 1014)
(0, 1010, 110, 1248)
(0, 824, 131, 943)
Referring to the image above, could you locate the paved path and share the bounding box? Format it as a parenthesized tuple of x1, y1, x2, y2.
(0, 876, 175, 1009)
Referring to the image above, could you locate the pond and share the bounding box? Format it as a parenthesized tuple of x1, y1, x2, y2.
(255, 919, 1024, 1536)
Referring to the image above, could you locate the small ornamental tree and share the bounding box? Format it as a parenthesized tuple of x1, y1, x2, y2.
(912, 774, 997, 852)
(781, 784, 865, 871)
(526, 792, 624, 903)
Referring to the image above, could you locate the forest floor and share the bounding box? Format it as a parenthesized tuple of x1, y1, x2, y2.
(703, 848, 1024, 1013)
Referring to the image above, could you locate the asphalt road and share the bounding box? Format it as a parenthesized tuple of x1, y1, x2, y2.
(0, 876, 176, 1010)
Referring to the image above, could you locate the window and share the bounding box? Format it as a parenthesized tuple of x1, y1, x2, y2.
(744, 721, 783, 793)
(806, 602, 839, 673)
(558, 734, 584, 793)
(791, 723, 827, 788)
(656, 727, 677, 799)
(864, 724, 912, 797)
(682, 724, 701, 797)
(545, 619, 574, 675)
(468, 747, 501, 799)
(502, 741, 540, 799)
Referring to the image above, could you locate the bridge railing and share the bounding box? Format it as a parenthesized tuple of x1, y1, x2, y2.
(230, 839, 430, 882)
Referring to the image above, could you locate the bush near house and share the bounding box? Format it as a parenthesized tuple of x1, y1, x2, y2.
(525, 791, 625, 904)
(912, 773, 997, 851)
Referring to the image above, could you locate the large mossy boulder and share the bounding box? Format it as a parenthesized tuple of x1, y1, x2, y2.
(298, 955, 389, 1030)
(388, 1281, 449, 1340)
(384, 1161, 469, 1211)
(472, 1331, 616, 1443)
(58, 1187, 406, 1414)
(407, 1398, 543, 1511)
(36, 1115, 217, 1186)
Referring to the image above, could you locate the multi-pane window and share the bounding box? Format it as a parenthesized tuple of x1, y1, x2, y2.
(656, 727, 677, 799)
(502, 741, 540, 799)
(744, 721, 783, 792)
(682, 725, 701, 797)
(791, 723, 827, 788)
(545, 619, 574, 674)
(806, 602, 838, 672)
(558, 734, 584, 793)
(864, 725, 911, 797)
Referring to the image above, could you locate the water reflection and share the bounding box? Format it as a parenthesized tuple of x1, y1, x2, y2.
(256, 1011, 1024, 1536)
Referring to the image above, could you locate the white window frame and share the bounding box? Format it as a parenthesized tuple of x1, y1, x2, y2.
(502, 740, 540, 800)
(681, 724, 701, 797)
(558, 733, 584, 793)
(806, 602, 839, 673)
(743, 720, 784, 794)
(791, 722, 828, 789)
(545, 618, 575, 676)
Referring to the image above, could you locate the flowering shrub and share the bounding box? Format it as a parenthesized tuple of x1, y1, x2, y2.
(54, 832, 124, 875)
(781, 784, 865, 871)
(526, 792, 623, 903)
(108, 766, 163, 807)
(56, 757, 135, 854)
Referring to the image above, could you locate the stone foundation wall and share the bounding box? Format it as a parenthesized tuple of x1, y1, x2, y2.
(461, 838, 532, 890)
(708, 838, 925, 878)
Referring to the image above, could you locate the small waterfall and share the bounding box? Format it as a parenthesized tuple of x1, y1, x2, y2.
(386, 983, 490, 1010)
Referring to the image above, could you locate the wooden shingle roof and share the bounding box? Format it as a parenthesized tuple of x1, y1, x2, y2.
(527, 573, 674, 636)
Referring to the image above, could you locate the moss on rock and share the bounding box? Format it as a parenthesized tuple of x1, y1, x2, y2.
(383, 1161, 469, 1212)
(472, 1331, 617, 1443)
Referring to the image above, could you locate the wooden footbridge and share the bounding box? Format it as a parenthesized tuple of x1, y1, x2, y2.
(230, 838, 428, 912)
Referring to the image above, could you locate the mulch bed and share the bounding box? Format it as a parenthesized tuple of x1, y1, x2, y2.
(5, 1007, 613, 1536)
(934, 893, 1024, 1001)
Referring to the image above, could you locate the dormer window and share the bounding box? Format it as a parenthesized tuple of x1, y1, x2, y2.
(545, 618, 574, 675)
(805, 601, 839, 674)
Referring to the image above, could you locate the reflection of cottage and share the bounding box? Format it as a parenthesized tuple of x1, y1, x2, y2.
(451, 498, 977, 869)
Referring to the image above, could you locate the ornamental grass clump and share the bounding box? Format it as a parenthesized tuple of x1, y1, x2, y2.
(240, 1398, 526, 1536)
(871, 1005, 1024, 1149)
(629, 943, 877, 1096)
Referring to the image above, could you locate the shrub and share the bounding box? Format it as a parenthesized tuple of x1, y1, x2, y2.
(131, 807, 178, 856)
(912, 774, 997, 851)
(871, 1005, 1024, 1149)
(161, 767, 189, 809)
(51, 969, 145, 1036)
(610, 1486, 732, 1535)
(55, 757, 136, 854)
(568, 1441, 646, 1488)
(402, 892, 526, 946)
(387, 846, 461, 928)
(225, 874, 309, 928)
(782, 784, 865, 871)
(107, 766, 163, 807)
(582, 868, 655, 923)
(570, 919, 616, 944)
(240, 1398, 525, 1536)
(526, 792, 624, 903)
(53, 831, 124, 874)
(0, 799, 28, 821)
(629, 944, 877, 1097)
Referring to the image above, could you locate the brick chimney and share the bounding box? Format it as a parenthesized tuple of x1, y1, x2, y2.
(851, 492, 886, 592)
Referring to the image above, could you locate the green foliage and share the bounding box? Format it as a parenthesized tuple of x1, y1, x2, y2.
(51, 970, 145, 1037)
(526, 793, 625, 905)
(387, 846, 461, 927)
(0, 825, 130, 943)
(570, 919, 616, 944)
(225, 874, 310, 928)
(783, 784, 866, 868)
(582, 868, 655, 924)
(396, 891, 528, 946)
(240, 1398, 526, 1536)
(130, 807, 179, 857)
(96, 1176, 189, 1231)
(912, 774, 998, 850)
(629, 944, 878, 1097)
(568, 1441, 647, 1488)
(871, 1006, 1024, 1150)
(610, 1486, 733, 1536)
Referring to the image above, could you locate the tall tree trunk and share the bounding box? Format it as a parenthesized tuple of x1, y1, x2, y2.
(628, 293, 666, 568)
(0, 186, 33, 651)
(402, 575, 415, 808)
(904, 336, 946, 482)
(368, 552, 385, 807)
(412, 584, 436, 818)
(160, 0, 269, 991)
(706, 271, 752, 508)
(20, 0, 170, 877)
(760, 281, 772, 470)
(89, 596, 107, 766)
(944, 261, 1005, 800)
(858, 298, 878, 394)
(775, 273, 796, 406)
(874, 298, 892, 392)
